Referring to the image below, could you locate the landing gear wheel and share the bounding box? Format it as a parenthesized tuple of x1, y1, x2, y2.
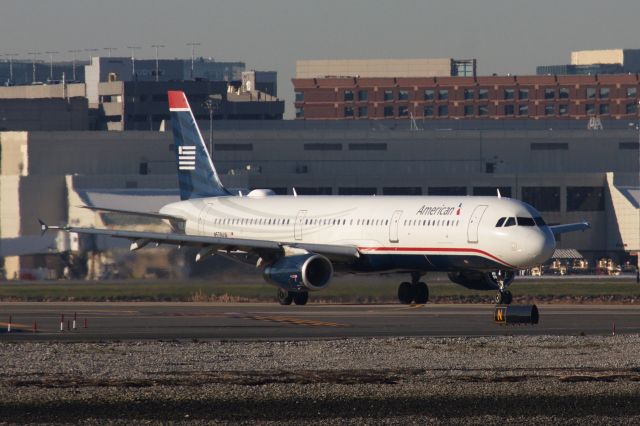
(495, 290, 513, 305)
(277, 288, 293, 305)
(414, 282, 429, 304)
(398, 282, 414, 304)
(293, 292, 309, 306)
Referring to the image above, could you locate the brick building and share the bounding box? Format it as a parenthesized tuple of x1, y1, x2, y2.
(292, 74, 640, 120)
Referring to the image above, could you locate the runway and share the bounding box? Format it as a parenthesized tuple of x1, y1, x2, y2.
(1, 302, 639, 341)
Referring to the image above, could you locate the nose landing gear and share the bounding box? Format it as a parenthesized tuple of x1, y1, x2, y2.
(491, 270, 516, 305)
(398, 272, 429, 304)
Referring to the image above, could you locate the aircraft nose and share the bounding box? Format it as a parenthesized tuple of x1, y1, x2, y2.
(529, 228, 556, 265)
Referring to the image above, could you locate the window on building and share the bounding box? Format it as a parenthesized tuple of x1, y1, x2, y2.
(567, 187, 604, 211)
(478, 105, 489, 116)
(586, 87, 596, 99)
(599, 87, 610, 99)
(504, 89, 515, 100)
(424, 89, 434, 100)
(544, 104, 555, 116)
(585, 104, 595, 115)
(383, 106, 394, 117)
(531, 142, 568, 150)
(504, 104, 515, 115)
(344, 90, 354, 101)
(599, 104, 609, 115)
(518, 105, 529, 116)
(438, 105, 449, 117)
(464, 88, 474, 100)
(215, 144, 253, 151)
(478, 89, 489, 100)
(544, 88, 555, 100)
(358, 106, 368, 117)
(428, 187, 467, 196)
(464, 105, 474, 116)
(398, 90, 409, 101)
(559, 104, 569, 116)
(151, 94, 168, 102)
(338, 187, 377, 195)
(358, 90, 368, 101)
(438, 89, 449, 100)
(295, 91, 304, 102)
(626, 87, 637, 98)
(473, 187, 512, 197)
(625, 103, 637, 114)
(398, 106, 409, 117)
(344, 106, 354, 117)
(518, 89, 529, 100)
(296, 107, 304, 118)
(348, 143, 387, 150)
(384, 90, 394, 101)
(424, 105, 434, 117)
(296, 187, 333, 195)
(559, 87, 570, 99)
(522, 187, 560, 211)
(304, 143, 342, 150)
(619, 142, 639, 150)
(383, 187, 422, 195)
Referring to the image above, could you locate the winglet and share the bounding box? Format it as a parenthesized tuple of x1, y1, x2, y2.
(38, 219, 48, 236)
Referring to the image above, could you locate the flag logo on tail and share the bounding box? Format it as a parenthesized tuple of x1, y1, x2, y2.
(178, 146, 196, 170)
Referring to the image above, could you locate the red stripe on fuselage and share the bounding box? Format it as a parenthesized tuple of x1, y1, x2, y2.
(357, 246, 517, 269)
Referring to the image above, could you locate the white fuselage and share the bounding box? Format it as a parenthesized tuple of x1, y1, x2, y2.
(159, 195, 556, 271)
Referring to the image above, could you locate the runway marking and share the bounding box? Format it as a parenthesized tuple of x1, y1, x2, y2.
(231, 313, 348, 328)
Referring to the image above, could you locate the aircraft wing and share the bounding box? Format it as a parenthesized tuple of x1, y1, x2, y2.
(80, 205, 183, 222)
(549, 221, 591, 235)
(39, 221, 359, 261)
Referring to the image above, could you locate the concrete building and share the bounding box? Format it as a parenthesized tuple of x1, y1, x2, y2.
(1, 122, 637, 279)
(292, 74, 640, 120)
(537, 48, 640, 76)
(0, 83, 89, 131)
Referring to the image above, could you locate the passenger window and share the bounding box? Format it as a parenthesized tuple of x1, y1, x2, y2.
(496, 217, 506, 227)
(517, 217, 536, 226)
(504, 217, 516, 227)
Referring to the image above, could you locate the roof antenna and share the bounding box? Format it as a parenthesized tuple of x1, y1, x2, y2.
(292, 187, 298, 197)
(497, 189, 502, 199)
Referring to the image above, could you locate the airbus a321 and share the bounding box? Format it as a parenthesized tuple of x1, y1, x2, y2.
(41, 91, 590, 305)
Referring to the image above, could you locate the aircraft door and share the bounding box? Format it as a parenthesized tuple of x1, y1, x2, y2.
(389, 210, 403, 243)
(294, 210, 307, 241)
(467, 205, 488, 243)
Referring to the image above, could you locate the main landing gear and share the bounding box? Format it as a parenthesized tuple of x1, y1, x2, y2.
(398, 272, 429, 304)
(277, 288, 309, 306)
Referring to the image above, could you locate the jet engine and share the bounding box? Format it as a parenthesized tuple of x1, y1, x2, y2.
(263, 253, 333, 292)
(448, 270, 515, 290)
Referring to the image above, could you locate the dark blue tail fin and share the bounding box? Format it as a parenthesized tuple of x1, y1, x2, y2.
(168, 91, 230, 200)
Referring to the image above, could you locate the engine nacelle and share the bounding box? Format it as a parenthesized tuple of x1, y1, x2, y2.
(448, 270, 515, 290)
(263, 254, 333, 292)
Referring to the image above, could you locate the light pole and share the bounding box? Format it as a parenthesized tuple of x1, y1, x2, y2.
(84, 48, 99, 62)
(45, 51, 58, 81)
(4, 53, 15, 84)
(151, 44, 164, 82)
(203, 98, 219, 156)
(103, 47, 117, 57)
(28, 52, 40, 83)
(68, 50, 81, 81)
(187, 42, 200, 80)
(127, 46, 141, 79)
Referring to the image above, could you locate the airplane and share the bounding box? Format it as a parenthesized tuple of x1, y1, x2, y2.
(40, 90, 590, 306)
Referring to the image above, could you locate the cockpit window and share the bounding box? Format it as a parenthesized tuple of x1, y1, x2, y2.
(504, 217, 516, 227)
(517, 217, 536, 226)
(495, 217, 506, 227)
(534, 217, 546, 226)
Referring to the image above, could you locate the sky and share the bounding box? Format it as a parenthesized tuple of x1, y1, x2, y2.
(2, 0, 640, 118)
